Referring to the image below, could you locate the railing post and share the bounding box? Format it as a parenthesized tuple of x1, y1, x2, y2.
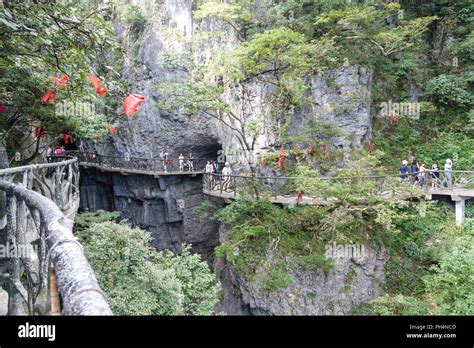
(234, 176, 237, 197)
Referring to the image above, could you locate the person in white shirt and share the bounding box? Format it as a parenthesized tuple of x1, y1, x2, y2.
(205, 161, 213, 189)
(222, 162, 232, 190)
(46, 147, 52, 163)
(440, 159, 453, 188)
(178, 153, 185, 172)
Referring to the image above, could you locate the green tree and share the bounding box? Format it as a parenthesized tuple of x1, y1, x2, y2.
(0, 0, 124, 163)
(76, 219, 221, 315)
(422, 222, 474, 315)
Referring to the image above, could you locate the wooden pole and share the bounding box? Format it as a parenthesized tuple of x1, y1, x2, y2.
(49, 267, 61, 315)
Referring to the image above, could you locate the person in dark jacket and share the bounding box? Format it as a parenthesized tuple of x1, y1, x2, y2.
(400, 160, 409, 181)
(411, 160, 419, 183)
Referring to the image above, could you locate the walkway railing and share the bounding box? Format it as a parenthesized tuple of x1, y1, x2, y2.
(75, 151, 213, 174)
(0, 157, 111, 315)
(203, 170, 474, 204)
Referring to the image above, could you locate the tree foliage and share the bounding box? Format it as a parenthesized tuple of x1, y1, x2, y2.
(0, 0, 124, 162)
(75, 217, 221, 315)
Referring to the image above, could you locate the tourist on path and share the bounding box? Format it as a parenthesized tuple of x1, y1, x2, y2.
(46, 147, 52, 163)
(411, 160, 419, 184)
(187, 150, 194, 172)
(178, 153, 185, 172)
(205, 161, 213, 189)
(440, 159, 453, 188)
(400, 160, 408, 181)
(417, 162, 427, 187)
(160, 150, 169, 173)
(430, 163, 440, 188)
(222, 162, 232, 190)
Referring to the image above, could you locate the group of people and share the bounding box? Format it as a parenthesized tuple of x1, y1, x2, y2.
(205, 160, 232, 190)
(400, 158, 453, 188)
(46, 146, 66, 162)
(159, 149, 194, 173)
(158, 149, 233, 177)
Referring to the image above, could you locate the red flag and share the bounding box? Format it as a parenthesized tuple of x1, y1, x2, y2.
(323, 144, 330, 160)
(123, 94, 145, 116)
(41, 89, 55, 104)
(87, 74, 101, 89)
(34, 127, 41, 138)
(278, 145, 285, 169)
(107, 125, 117, 135)
(96, 87, 108, 95)
(51, 74, 69, 86)
(63, 132, 69, 145)
(0, 104, 5, 113)
(69, 132, 73, 144)
(369, 143, 375, 153)
(87, 74, 108, 95)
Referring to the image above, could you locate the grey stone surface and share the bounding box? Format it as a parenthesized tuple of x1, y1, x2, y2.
(0, 289, 7, 316)
(95, 0, 372, 170)
(216, 225, 387, 315)
(79, 168, 223, 258)
(84, 0, 378, 315)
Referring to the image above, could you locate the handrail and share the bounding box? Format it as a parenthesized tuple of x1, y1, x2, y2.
(202, 169, 474, 204)
(0, 180, 112, 315)
(0, 157, 111, 315)
(205, 170, 474, 181)
(0, 157, 77, 175)
(76, 152, 216, 174)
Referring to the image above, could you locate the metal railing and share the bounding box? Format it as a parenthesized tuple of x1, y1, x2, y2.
(0, 157, 111, 315)
(74, 151, 215, 174)
(203, 170, 474, 203)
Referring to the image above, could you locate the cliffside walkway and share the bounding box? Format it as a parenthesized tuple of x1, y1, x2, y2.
(75, 152, 208, 177)
(0, 157, 111, 315)
(70, 151, 473, 225)
(202, 171, 474, 226)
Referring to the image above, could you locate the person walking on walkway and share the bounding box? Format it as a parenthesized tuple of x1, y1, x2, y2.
(46, 147, 52, 163)
(418, 162, 427, 188)
(160, 150, 169, 173)
(187, 150, 194, 172)
(221, 162, 232, 191)
(440, 159, 453, 188)
(411, 160, 419, 184)
(400, 160, 409, 181)
(178, 153, 185, 172)
(430, 162, 440, 188)
(205, 161, 213, 189)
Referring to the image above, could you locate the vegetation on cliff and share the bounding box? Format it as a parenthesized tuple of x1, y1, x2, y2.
(75, 211, 222, 315)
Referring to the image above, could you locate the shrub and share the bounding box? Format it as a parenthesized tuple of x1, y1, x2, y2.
(76, 221, 221, 315)
(422, 222, 474, 315)
(121, 4, 147, 32)
(353, 294, 430, 315)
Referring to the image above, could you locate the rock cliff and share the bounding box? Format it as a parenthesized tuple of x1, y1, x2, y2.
(215, 225, 388, 315)
(80, 168, 222, 258)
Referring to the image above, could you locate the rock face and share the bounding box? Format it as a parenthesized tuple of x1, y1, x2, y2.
(215, 225, 387, 315)
(307, 66, 373, 150)
(94, 1, 372, 166)
(0, 289, 7, 316)
(94, 0, 221, 160)
(79, 168, 223, 258)
(80, 1, 377, 314)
